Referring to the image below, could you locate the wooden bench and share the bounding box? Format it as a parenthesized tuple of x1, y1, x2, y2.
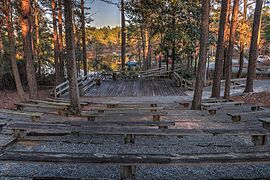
(259, 118, 270, 130)
(179, 101, 190, 108)
(45, 98, 89, 106)
(15, 103, 69, 116)
(227, 109, 270, 122)
(204, 106, 222, 115)
(251, 104, 263, 111)
(227, 113, 242, 122)
(67, 120, 175, 129)
(201, 101, 245, 109)
(89, 106, 164, 113)
(202, 98, 228, 103)
(2, 151, 270, 179)
(0, 109, 43, 122)
(8, 123, 269, 146)
(80, 111, 167, 121)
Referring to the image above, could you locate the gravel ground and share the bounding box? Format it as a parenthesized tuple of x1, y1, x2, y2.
(0, 97, 270, 179)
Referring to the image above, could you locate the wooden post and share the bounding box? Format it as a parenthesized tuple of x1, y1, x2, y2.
(252, 135, 267, 146)
(120, 165, 136, 180)
(231, 115, 241, 122)
(153, 115, 160, 121)
(262, 122, 270, 130)
(31, 116, 40, 123)
(12, 129, 26, 139)
(124, 134, 135, 144)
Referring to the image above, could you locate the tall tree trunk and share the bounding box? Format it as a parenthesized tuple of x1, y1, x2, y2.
(5, 0, 27, 101)
(194, 51, 198, 75)
(138, 42, 142, 69)
(64, 0, 81, 115)
(191, 0, 210, 110)
(166, 50, 169, 71)
(224, 0, 239, 99)
(52, 0, 60, 85)
(21, 0, 38, 99)
(147, 29, 152, 69)
(237, 0, 247, 78)
(211, 0, 230, 98)
(145, 30, 149, 70)
(244, 0, 263, 93)
(34, 0, 41, 78)
(58, 0, 65, 82)
(81, 0, 87, 76)
(121, 0, 126, 71)
(237, 43, 244, 78)
(0, 19, 3, 85)
(140, 25, 146, 70)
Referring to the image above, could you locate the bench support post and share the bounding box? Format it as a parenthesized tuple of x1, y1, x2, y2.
(12, 129, 26, 139)
(153, 115, 160, 121)
(31, 116, 40, 123)
(120, 165, 136, 180)
(87, 116, 95, 121)
(231, 115, 241, 122)
(252, 135, 267, 146)
(124, 134, 135, 144)
(150, 104, 157, 112)
(262, 122, 270, 130)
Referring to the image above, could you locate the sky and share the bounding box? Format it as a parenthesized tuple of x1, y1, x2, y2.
(87, 0, 120, 28)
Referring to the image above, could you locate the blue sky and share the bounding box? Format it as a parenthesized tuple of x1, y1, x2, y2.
(87, 0, 120, 28)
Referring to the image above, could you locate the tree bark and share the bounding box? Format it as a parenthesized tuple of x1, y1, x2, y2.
(52, 0, 60, 85)
(191, 0, 210, 110)
(244, 0, 263, 93)
(224, 0, 239, 99)
(64, 0, 81, 115)
(5, 0, 27, 101)
(237, 0, 247, 78)
(81, 0, 87, 76)
(34, 0, 41, 78)
(211, 0, 230, 98)
(147, 29, 152, 69)
(58, 0, 65, 82)
(140, 25, 146, 70)
(237, 43, 244, 78)
(121, 0, 126, 71)
(21, 0, 38, 99)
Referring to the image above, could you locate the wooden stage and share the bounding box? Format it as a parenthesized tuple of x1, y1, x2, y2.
(84, 79, 187, 97)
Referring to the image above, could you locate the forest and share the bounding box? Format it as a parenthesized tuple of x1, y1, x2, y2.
(1, 0, 270, 179)
(0, 1, 269, 108)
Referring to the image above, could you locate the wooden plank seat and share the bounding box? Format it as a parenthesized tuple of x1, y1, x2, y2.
(227, 113, 242, 122)
(179, 101, 190, 108)
(251, 104, 264, 111)
(259, 118, 270, 130)
(104, 102, 159, 109)
(204, 106, 222, 115)
(45, 98, 89, 106)
(8, 123, 269, 145)
(201, 101, 245, 108)
(2, 150, 270, 165)
(66, 120, 175, 129)
(89, 106, 164, 113)
(0, 109, 43, 122)
(227, 109, 270, 122)
(15, 103, 69, 116)
(201, 98, 228, 103)
(30, 99, 71, 107)
(80, 111, 167, 121)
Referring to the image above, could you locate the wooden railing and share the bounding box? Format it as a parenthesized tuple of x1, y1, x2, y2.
(173, 72, 194, 91)
(54, 73, 99, 97)
(140, 66, 182, 79)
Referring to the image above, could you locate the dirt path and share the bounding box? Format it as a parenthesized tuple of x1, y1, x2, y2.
(0, 89, 51, 109)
